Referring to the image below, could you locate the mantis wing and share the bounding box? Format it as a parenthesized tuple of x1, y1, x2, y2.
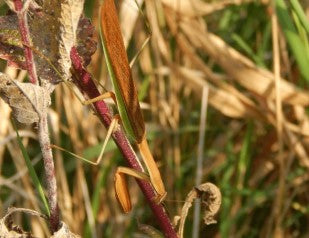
(100, 0, 145, 143)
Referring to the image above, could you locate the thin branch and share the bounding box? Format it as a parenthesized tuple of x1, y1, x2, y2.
(192, 85, 209, 238)
(38, 114, 60, 233)
(13, 0, 38, 84)
(271, 5, 285, 237)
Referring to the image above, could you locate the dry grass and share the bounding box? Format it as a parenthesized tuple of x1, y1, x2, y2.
(0, 0, 309, 237)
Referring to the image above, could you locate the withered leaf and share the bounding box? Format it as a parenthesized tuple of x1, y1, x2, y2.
(176, 183, 222, 238)
(0, 207, 79, 238)
(58, 0, 85, 79)
(28, 0, 85, 84)
(0, 4, 96, 83)
(28, 0, 82, 84)
(0, 207, 46, 238)
(76, 17, 97, 67)
(0, 73, 51, 124)
(0, 11, 97, 75)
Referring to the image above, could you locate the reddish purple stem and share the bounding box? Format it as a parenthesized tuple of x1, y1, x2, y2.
(70, 47, 178, 238)
(13, 0, 38, 84)
(38, 115, 60, 232)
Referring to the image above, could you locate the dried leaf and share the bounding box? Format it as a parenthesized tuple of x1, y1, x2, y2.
(28, 0, 83, 84)
(0, 208, 79, 238)
(170, 64, 262, 119)
(0, 2, 96, 86)
(58, 0, 84, 79)
(198, 183, 222, 225)
(50, 222, 80, 238)
(161, 0, 214, 17)
(119, 0, 144, 48)
(161, 0, 250, 17)
(0, 0, 85, 85)
(180, 20, 309, 106)
(0, 207, 46, 238)
(0, 12, 96, 75)
(0, 73, 51, 124)
(75, 17, 97, 67)
(177, 183, 221, 238)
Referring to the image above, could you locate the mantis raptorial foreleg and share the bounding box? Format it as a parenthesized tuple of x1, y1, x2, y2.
(115, 167, 150, 213)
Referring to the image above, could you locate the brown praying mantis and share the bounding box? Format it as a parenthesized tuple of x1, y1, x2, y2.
(53, 0, 167, 213)
(96, 0, 167, 209)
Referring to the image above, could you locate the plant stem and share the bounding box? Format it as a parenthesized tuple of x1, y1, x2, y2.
(38, 115, 60, 233)
(192, 86, 209, 238)
(70, 47, 178, 238)
(13, 0, 38, 84)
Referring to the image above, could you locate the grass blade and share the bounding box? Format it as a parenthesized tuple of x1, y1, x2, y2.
(290, 0, 309, 34)
(13, 120, 50, 216)
(275, 0, 309, 81)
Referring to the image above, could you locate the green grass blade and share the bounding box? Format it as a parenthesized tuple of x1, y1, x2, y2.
(138, 75, 151, 101)
(83, 158, 113, 237)
(219, 142, 236, 237)
(276, 0, 309, 81)
(232, 33, 265, 67)
(236, 122, 253, 190)
(82, 139, 116, 159)
(290, 0, 309, 34)
(291, 10, 309, 58)
(13, 120, 50, 216)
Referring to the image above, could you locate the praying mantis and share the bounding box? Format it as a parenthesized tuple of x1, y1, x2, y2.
(96, 0, 166, 209)
(54, 0, 166, 213)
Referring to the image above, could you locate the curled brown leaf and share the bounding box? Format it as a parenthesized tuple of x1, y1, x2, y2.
(0, 1, 96, 85)
(177, 183, 222, 238)
(0, 207, 47, 238)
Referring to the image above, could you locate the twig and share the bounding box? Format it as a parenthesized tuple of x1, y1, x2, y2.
(271, 4, 285, 237)
(70, 47, 178, 238)
(13, 0, 38, 84)
(38, 114, 60, 232)
(192, 85, 209, 238)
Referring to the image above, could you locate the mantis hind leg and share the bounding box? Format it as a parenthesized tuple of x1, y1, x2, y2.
(50, 116, 119, 166)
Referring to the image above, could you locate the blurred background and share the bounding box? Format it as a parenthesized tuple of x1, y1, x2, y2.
(0, 0, 309, 237)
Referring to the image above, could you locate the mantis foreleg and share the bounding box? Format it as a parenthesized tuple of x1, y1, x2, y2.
(114, 166, 150, 213)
